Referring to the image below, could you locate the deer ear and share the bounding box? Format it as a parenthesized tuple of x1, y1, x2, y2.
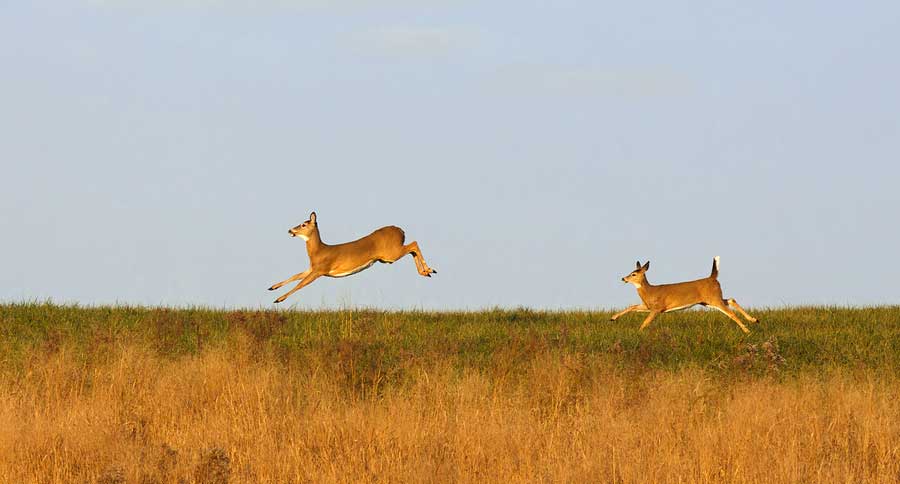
(635, 261, 641, 270)
(309, 212, 317, 224)
(642, 261, 650, 271)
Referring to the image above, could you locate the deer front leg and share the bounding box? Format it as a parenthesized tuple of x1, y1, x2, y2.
(274, 273, 322, 304)
(269, 269, 311, 291)
(638, 310, 661, 331)
(610, 303, 648, 321)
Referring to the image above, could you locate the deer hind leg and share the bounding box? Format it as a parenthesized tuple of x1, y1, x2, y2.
(726, 298, 759, 323)
(385, 241, 436, 277)
(638, 310, 661, 331)
(274, 272, 322, 304)
(269, 269, 311, 291)
(407, 241, 436, 276)
(709, 301, 751, 334)
(610, 303, 648, 321)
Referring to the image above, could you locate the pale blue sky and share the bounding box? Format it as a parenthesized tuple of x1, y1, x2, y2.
(2, 1, 899, 309)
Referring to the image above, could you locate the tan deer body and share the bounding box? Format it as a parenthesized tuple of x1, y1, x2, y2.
(269, 212, 436, 303)
(611, 257, 758, 333)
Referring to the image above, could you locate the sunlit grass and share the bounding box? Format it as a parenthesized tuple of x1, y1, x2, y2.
(1, 303, 899, 482)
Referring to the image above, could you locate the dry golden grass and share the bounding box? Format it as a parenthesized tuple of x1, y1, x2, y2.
(2, 330, 899, 484)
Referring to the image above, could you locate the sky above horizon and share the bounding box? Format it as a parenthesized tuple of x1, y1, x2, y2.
(2, 1, 899, 310)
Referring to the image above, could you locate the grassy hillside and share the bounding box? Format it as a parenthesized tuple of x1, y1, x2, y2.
(1, 303, 899, 483)
(3, 303, 900, 376)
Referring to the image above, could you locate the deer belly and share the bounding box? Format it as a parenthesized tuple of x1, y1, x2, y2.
(663, 304, 696, 313)
(329, 260, 376, 278)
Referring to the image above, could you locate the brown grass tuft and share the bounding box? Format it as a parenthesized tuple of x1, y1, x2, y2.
(196, 447, 231, 484)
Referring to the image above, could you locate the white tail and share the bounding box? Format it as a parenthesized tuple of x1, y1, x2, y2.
(610, 257, 758, 334)
(269, 212, 437, 303)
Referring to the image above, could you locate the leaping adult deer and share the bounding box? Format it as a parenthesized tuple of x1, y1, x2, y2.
(268, 212, 437, 303)
(611, 256, 758, 333)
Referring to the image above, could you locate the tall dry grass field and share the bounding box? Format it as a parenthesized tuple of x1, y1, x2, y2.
(1, 304, 899, 483)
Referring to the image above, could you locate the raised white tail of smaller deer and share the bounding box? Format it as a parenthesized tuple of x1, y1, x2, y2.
(610, 256, 758, 333)
(269, 212, 437, 304)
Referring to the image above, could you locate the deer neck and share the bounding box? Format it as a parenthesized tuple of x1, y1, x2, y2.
(636, 277, 654, 297)
(305, 229, 324, 256)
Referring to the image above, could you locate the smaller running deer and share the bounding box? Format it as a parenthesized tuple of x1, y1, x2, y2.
(610, 257, 758, 333)
(268, 212, 437, 304)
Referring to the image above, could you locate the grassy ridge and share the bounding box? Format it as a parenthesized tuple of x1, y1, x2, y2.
(3, 303, 899, 379)
(2, 303, 900, 483)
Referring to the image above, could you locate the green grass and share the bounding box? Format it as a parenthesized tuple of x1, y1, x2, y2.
(2, 303, 899, 386)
